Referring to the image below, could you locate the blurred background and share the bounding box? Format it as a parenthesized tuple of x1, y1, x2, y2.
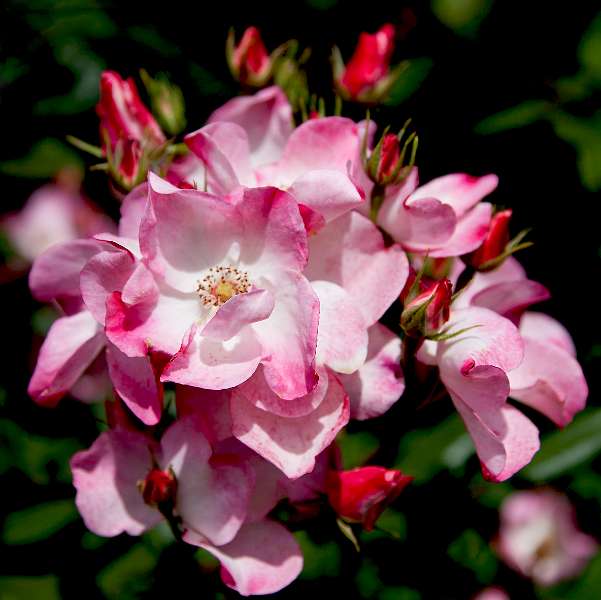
(1, 0, 600, 598)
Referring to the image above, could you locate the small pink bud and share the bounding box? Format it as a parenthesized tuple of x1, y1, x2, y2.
(470, 209, 512, 269)
(401, 278, 453, 337)
(228, 27, 271, 87)
(97, 70, 165, 152)
(339, 24, 396, 100)
(326, 466, 412, 531)
(141, 468, 177, 507)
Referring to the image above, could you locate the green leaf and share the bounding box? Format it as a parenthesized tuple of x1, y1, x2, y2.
(0, 57, 28, 87)
(355, 559, 382, 598)
(385, 58, 433, 106)
(395, 414, 471, 484)
(31, 307, 59, 336)
(448, 529, 498, 583)
(0, 575, 60, 600)
(3, 500, 78, 545)
(523, 408, 601, 481)
(336, 517, 360, 552)
(379, 587, 421, 600)
(558, 551, 601, 600)
(363, 508, 407, 541)
(336, 430, 379, 469)
(579, 11, 601, 84)
(0, 138, 83, 178)
(97, 544, 158, 600)
(549, 111, 601, 191)
(0, 419, 81, 484)
(475, 100, 551, 134)
(295, 531, 341, 579)
(431, 0, 493, 36)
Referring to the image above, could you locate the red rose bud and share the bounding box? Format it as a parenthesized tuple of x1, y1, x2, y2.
(326, 466, 412, 531)
(377, 134, 400, 181)
(469, 209, 512, 270)
(227, 27, 272, 87)
(334, 24, 404, 103)
(97, 70, 165, 152)
(106, 138, 148, 192)
(401, 278, 453, 338)
(141, 468, 177, 507)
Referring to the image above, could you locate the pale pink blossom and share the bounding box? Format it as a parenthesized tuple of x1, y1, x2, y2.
(497, 490, 598, 586)
(71, 415, 253, 544)
(3, 182, 114, 263)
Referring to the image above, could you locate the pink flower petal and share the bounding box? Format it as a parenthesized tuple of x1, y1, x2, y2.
(185, 122, 254, 193)
(141, 173, 243, 292)
(28, 311, 105, 407)
(208, 86, 293, 167)
(288, 170, 363, 223)
(509, 337, 587, 426)
(410, 173, 498, 217)
(231, 370, 350, 478)
(201, 288, 275, 342)
(305, 211, 409, 325)
(118, 183, 148, 239)
(185, 519, 303, 596)
(160, 416, 252, 546)
(232, 365, 329, 418)
(176, 386, 233, 444)
(70, 429, 161, 536)
(29, 239, 101, 304)
(339, 323, 404, 420)
(312, 281, 368, 374)
(105, 342, 162, 425)
(161, 324, 263, 390)
(252, 273, 319, 400)
(519, 311, 577, 357)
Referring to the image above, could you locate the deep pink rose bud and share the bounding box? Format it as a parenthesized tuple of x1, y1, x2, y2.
(377, 133, 400, 181)
(401, 278, 453, 338)
(140, 468, 177, 507)
(97, 70, 165, 151)
(334, 24, 400, 103)
(227, 26, 272, 87)
(470, 209, 512, 270)
(326, 466, 412, 531)
(107, 138, 148, 192)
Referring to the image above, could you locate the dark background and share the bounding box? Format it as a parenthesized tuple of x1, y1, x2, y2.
(1, 1, 600, 598)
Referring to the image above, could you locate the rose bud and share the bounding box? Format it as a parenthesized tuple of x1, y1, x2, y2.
(333, 24, 405, 103)
(227, 26, 272, 87)
(107, 138, 148, 192)
(366, 126, 418, 188)
(97, 70, 165, 152)
(401, 278, 453, 338)
(469, 209, 512, 270)
(496, 490, 598, 586)
(326, 466, 412, 531)
(140, 467, 177, 507)
(140, 70, 186, 137)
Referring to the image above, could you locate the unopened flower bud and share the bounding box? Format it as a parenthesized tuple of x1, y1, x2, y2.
(333, 24, 404, 104)
(326, 466, 412, 531)
(106, 138, 148, 192)
(140, 467, 177, 507)
(140, 70, 186, 137)
(227, 27, 272, 87)
(97, 70, 165, 151)
(401, 278, 453, 338)
(470, 209, 512, 269)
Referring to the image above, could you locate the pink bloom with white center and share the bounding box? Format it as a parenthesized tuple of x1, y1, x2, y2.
(418, 305, 540, 481)
(455, 258, 588, 426)
(100, 173, 320, 400)
(3, 181, 114, 263)
(473, 588, 510, 600)
(497, 489, 598, 586)
(71, 415, 253, 545)
(376, 168, 496, 257)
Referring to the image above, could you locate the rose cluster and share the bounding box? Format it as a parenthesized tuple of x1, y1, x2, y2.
(19, 25, 590, 596)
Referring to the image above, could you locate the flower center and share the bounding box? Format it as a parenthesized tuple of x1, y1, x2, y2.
(139, 467, 177, 507)
(196, 265, 250, 307)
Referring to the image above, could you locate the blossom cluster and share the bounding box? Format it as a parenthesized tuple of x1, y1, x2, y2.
(15, 24, 591, 595)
